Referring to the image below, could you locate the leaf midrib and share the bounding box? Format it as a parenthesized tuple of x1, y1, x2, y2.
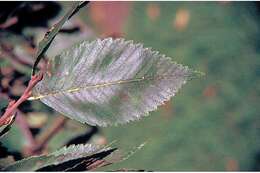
(29, 74, 182, 100)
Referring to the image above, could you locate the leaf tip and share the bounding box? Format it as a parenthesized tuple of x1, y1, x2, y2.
(189, 69, 205, 80)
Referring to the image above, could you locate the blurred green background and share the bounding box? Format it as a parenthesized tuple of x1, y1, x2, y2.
(1, 1, 260, 171)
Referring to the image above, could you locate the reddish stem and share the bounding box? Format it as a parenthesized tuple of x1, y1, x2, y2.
(0, 16, 18, 29)
(0, 72, 43, 126)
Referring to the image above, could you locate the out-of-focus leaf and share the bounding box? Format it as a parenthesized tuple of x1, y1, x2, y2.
(0, 156, 15, 169)
(32, 1, 89, 75)
(0, 143, 16, 169)
(0, 98, 9, 111)
(0, 113, 16, 138)
(29, 23, 94, 58)
(0, 123, 26, 152)
(31, 38, 201, 126)
(47, 119, 95, 151)
(0, 31, 29, 46)
(0, 143, 11, 159)
(94, 142, 147, 171)
(0, 94, 16, 134)
(26, 112, 48, 128)
(1, 143, 116, 171)
(111, 169, 147, 172)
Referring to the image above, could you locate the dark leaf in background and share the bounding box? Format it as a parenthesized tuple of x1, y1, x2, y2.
(1, 143, 116, 171)
(0, 143, 10, 159)
(0, 67, 33, 113)
(111, 168, 148, 172)
(0, 144, 16, 170)
(2, 142, 145, 171)
(0, 114, 15, 138)
(0, 143, 21, 166)
(66, 126, 99, 146)
(0, 97, 16, 138)
(0, 156, 15, 169)
(38, 148, 116, 171)
(0, 2, 61, 33)
(32, 1, 89, 75)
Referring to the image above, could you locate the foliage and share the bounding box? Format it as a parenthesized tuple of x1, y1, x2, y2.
(0, 1, 201, 171)
(0, 115, 15, 138)
(31, 38, 199, 126)
(2, 143, 115, 171)
(4, 1, 258, 172)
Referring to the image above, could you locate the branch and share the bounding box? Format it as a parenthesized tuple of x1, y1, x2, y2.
(0, 16, 18, 29)
(24, 116, 67, 155)
(0, 72, 43, 126)
(36, 116, 67, 149)
(16, 110, 37, 147)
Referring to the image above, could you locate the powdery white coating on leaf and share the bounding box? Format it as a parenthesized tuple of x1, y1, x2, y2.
(32, 38, 194, 126)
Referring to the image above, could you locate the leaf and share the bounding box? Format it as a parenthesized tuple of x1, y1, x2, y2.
(0, 156, 15, 169)
(1, 143, 116, 171)
(39, 147, 116, 171)
(0, 123, 26, 152)
(31, 38, 202, 126)
(0, 113, 16, 139)
(0, 118, 15, 138)
(93, 142, 147, 172)
(40, 142, 145, 171)
(31, 25, 94, 58)
(2, 141, 144, 171)
(0, 143, 17, 168)
(32, 1, 89, 75)
(111, 168, 147, 172)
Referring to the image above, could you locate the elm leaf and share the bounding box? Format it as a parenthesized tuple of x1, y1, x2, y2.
(31, 38, 202, 126)
(2, 143, 115, 171)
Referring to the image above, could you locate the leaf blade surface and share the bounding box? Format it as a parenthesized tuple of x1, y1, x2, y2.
(32, 38, 197, 126)
(2, 143, 114, 171)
